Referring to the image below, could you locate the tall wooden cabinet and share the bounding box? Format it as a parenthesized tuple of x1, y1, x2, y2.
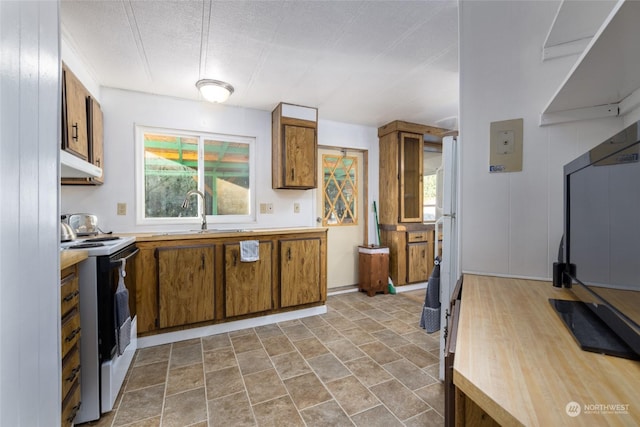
(272, 102, 318, 189)
(378, 120, 448, 285)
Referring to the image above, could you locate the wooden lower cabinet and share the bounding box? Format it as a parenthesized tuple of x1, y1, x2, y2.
(382, 227, 435, 286)
(280, 238, 322, 307)
(407, 242, 429, 283)
(134, 229, 327, 335)
(157, 244, 215, 328)
(224, 242, 273, 317)
(60, 264, 82, 426)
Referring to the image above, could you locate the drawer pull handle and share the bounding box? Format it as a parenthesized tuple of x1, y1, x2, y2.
(72, 123, 79, 141)
(65, 327, 81, 342)
(65, 365, 81, 382)
(66, 401, 82, 422)
(63, 290, 79, 302)
(287, 248, 292, 261)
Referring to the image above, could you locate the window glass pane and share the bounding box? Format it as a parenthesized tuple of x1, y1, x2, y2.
(423, 173, 437, 221)
(144, 133, 198, 218)
(322, 154, 358, 226)
(204, 139, 250, 215)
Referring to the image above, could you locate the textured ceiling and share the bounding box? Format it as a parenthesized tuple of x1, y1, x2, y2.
(61, 0, 459, 129)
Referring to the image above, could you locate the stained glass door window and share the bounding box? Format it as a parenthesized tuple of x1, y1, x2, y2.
(322, 154, 358, 226)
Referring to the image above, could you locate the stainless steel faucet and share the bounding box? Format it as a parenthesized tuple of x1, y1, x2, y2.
(181, 189, 207, 230)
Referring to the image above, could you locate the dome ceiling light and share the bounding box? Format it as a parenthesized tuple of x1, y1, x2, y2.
(196, 79, 234, 103)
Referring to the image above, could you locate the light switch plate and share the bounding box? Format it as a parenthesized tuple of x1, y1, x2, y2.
(490, 118, 523, 173)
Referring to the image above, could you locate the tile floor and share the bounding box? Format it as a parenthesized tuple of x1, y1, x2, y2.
(79, 289, 444, 427)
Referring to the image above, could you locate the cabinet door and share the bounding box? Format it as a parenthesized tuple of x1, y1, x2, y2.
(399, 132, 424, 222)
(283, 125, 316, 188)
(62, 67, 89, 160)
(88, 97, 104, 183)
(281, 238, 322, 307)
(157, 245, 215, 328)
(224, 242, 273, 317)
(407, 242, 429, 283)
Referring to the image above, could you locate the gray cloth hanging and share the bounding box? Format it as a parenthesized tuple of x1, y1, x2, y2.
(114, 258, 131, 355)
(420, 256, 441, 333)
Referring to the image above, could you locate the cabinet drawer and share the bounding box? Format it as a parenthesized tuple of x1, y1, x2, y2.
(61, 379, 81, 427)
(407, 231, 429, 242)
(61, 344, 81, 400)
(60, 268, 79, 318)
(61, 308, 81, 356)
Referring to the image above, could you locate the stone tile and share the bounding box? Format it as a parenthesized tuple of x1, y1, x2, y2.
(423, 363, 440, 380)
(271, 351, 312, 379)
(339, 307, 368, 321)
(325, 375, 379, 416)
(324, 338, 365, 362)
(203, 347, 238, 372)
(284, 372, 332, 410)
(173, 337, 202, 348)
(383, 359, 437, 390)
(202, 333, 232, 351)
(120, 416, 161, 426)
(166, 363, 204, 396)
(360, 308, 394, 322)
(414, 382, 445, 415)
(307, 353, 350, 382)
(359, 342, 402, 365)
(254, 323, 283, 339)
(371, 329, 411, 348)
(293, 337, 329, 359)
(229, 328, 254, 337)
(162, 387, 207, 427)
(404, 409, 445, 427)
(252, 395, 305, 426)
(236, 348, 273, 375)
(356, 318, 387, 333)
(300, 400, 353, 427)
(383, 318, 417, 335)
(323, 314, 356, 331)
(393, 310, 422, 324)
(243, 368, 287, 405)
(113, 384, 165, 426)
(340, 327, 376, 346)
(309, 325, 343, 343)
(170, 342, 203, 369)
(277, 318, 302, 328)
(351, 404, 403, 427)
(370, 379, 430, 421)
(208, 391, 256, 427)
(281, 323, 314, 341)
(403, 330, 438, 347)
(343, 356, 392, 387)
(125, 361, 168, 391)
(205, 366, 244, 399)
(134, 344, 171, 367)
(231, 331, 262, 353)
(395, 344, 439, 368)
(261, 334, 295, 357)
(300, 315, 328, 329)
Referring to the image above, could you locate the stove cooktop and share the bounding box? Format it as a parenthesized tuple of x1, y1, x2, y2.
(60, 235, 136, 256)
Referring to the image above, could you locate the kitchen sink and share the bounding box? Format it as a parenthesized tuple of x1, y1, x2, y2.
(152, 229, 252, 236)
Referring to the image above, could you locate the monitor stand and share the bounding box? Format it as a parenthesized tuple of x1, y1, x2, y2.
(549, 299, 639, 360)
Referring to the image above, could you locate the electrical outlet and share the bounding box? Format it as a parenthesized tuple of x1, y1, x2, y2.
(117, 202, 127, 216)
(266, 203, 273, 213)
(259, 203, 267, 214)
(294, 202, 300, 213)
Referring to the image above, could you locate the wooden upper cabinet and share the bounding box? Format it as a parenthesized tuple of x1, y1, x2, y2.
(399, 132, 424, 222)
(156, 244, 215, 328)
(272, 102, 318, 189)
(280, 238, 323, 307)
(62, 65, 89, 160)
(224, 241, 273, 317)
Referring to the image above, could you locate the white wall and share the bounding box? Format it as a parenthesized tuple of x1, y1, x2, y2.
(60, 85, 380, 241)
(459, 0, 623, 280)
(0, 1, 61, 424)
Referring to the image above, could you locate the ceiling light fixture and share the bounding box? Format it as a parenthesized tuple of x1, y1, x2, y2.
(196, 79, 234, 103)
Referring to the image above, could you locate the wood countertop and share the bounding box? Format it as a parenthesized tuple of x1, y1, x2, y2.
(130, 226, 327, 242)
(454, 275, 640, 426)
(60, 250, 88, 270)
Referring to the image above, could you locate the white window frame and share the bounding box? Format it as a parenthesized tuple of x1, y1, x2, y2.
(135, 125, 256, 226)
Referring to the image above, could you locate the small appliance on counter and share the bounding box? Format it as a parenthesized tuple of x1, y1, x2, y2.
(62, 213, 99, 236)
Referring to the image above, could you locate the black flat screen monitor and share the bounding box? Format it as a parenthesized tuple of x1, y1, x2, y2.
(555, 121, 640, 360)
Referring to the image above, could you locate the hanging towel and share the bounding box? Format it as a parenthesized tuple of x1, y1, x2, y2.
(114, 258, 131, 355)
(240, 240, 259, 262)
(420, 256, 441, 333)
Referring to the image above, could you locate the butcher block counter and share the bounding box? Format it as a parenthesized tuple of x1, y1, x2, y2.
(453, 275, 640, 426)
(131, 227, 327, 336)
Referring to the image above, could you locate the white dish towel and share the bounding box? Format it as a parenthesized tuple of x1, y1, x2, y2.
(240, 240, 259, 262)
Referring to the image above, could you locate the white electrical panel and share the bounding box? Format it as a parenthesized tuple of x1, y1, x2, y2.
(489, 118, 523, 173)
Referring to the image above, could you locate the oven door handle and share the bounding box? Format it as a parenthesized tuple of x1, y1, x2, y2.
(110, 247, 139, 267)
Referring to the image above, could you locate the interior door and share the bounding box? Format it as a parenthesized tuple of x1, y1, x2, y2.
(317, 148, 365, 289)
(438, 135, 460, 380)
